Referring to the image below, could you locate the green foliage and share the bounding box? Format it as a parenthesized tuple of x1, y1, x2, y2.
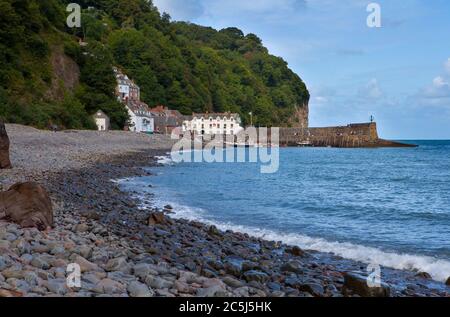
(1, 0, 309, 129)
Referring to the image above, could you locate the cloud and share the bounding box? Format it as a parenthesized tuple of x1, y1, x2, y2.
(445, 58, 450, 74)
(413, 59, 450, 107)
(335, 48, 366, 56)
(358, 78, 383, 100)
(422, 76, 450, 100)
(309, 86, 337, 106)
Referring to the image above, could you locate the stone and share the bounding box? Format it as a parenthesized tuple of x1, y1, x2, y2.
(105, 257, 131, 274)
(107, 271, 136, 284)
(286, 246, 306, 257)
(30, 255, 51, 270)
(31, 243, 51, 254)
(47, 278, 68, 295)
(133, 263, 157, 279)
(202, 268, 217, 278)
(93, 278, 126, 295)
(82, 273, 103, 286)
(0, 288, 23, 297)
(81, 210, 101, 221)
(284, 276, 303, 289)
(2, 265, 24, 279)
(145, 276, 173, 289)
(0, 255, 9, 270)
(243, 271, 270, 283)
(208, 225, 222, 237)
(127, 281, 153, 297)
(222, 276, 244, 288)
(0, 182, 53, 230)
(224, 258, 243, 277)
(242, 261, 259, 272)
(148, 212, 168, 226)
(7, 278, 31, 293)
(298, 282, 324, 297)
(267, 282, 282, 291)
(280, 260, 304, 274)
(75, 246, 93, 259)
(343, 273, 391, 297)
(75, 224, 89, 233)
(71, 255, 102, 273)
(415, 272, 432, 280)
(0, 121, 11, 169)
(196, 285, 229, 297)
(174, 280, 191, 293)
(233, 287, 250, 297)
(446, 277, 450, 286)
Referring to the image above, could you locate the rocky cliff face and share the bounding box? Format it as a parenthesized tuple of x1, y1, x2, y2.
(289, 102, 309, 129)
(0, 121, 11, 169)
(45, 46, 80, 102)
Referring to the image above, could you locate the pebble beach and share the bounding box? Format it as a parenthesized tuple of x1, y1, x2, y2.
(0, 124, 449, 297)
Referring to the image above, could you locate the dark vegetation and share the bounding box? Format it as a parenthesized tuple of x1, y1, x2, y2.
(0, 0, 309, 129)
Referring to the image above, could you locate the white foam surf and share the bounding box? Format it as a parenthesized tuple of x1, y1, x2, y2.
(155, 153, 173, 165)
(150, 198, 450, 283)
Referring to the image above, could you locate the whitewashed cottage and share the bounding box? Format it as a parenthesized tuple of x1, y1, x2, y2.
(93, 110, 110, 131)
(183, 113, 244, 135)
(126, 101, 154, 134)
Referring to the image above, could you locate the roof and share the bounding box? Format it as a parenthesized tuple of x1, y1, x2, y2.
(93, 110, 109, 119)
(127, 101, 153, 118)
(113, 67, 139, 89)
(191, 112, 241, 120)
(150, 106, 183, 119)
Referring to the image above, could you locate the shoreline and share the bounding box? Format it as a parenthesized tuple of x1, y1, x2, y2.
(1, 125, 449, 297)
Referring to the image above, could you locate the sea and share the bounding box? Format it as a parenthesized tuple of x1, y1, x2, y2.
(119, 140, 450, 282)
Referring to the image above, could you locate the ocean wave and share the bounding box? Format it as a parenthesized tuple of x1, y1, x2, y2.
(155, 155, 173, 165)
(149, 197, 450, 282)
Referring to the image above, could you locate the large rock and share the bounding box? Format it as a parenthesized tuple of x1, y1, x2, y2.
(0, 182, 53, 230)
(0, 121, 11, 169)
(342, 273, 391, 297)
(148, 212, 170, 226)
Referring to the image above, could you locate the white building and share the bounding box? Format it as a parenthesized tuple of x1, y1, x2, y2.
(126, 101, 154, 134)
(183, 113, 244, 135)
(93, 110, 110, 131)
(114, 67, 140, 102)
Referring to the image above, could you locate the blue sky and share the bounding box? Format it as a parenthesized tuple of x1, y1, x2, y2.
(153, 0, 450, 139)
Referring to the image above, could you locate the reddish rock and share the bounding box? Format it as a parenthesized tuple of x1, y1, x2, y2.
(148, 212, 167, 226)
(0, 182, 53, 231)
(0, 121, 11, 169)
(286, 246, 306, 257)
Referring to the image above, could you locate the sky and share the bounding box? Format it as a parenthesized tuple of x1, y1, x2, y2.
(153, 0, 450, 139)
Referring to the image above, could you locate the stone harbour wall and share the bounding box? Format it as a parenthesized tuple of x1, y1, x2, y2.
(274, 123, 414, 148)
